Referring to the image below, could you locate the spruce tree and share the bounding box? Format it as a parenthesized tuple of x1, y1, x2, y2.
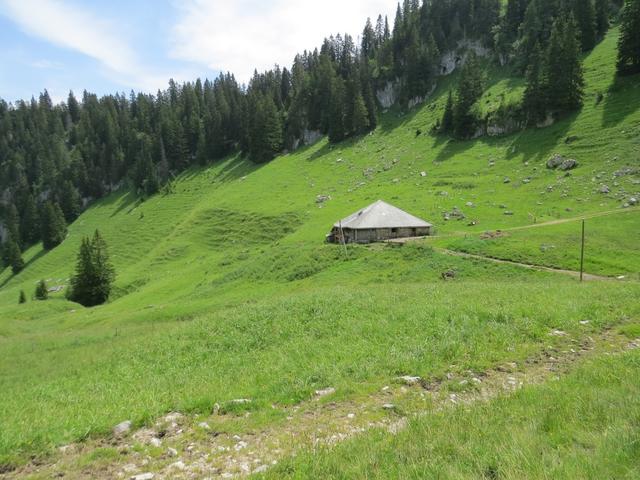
(595, 0, 610, 38)
(20, 195, 40, 246)
(453, 53, 485, 138)
(545, 16, 585, 112)
(4, 237, 24, 274)
(19, 290, 26, 304)
(59, 180, 82, 223)
(68, 230, 115, 307)
(617, 0, 640, 75)
(328, 78, 347, 143)
(41, 202, 68, 250)
(571, 0, 597, 51)
(351, 91, 370, 135)
(523, 43, 548, 124)
(35, 279, 48, 300)
(441, 91, 454, 133)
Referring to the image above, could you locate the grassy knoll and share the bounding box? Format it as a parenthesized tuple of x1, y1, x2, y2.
(266, 348, 640, 479)
(0, 28, 638, 470)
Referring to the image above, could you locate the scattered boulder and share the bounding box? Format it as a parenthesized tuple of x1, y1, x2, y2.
(397, 375, 421, 385)
(443, 207, 465, 221)
(382, 403, 396, 410)
(441, 270, 456, 280)
(315, 387, 336, 398)
(167, 447, 178, 457)
(420, 171, 427, 177)
(503, 177, 511, 184)
(565, 135, 579, 144)
(547, 154, 578, 171)
(559, 158, 578, 171)
(598, 185, 610, 194)
(316, 195, 331, 204)
(131, 474, 154, 480)
(629, 197, 638, 206)
(113, 420, 132, 437)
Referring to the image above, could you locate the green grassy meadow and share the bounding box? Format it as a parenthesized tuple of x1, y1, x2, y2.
(265, 349, 640, 479)
(0, 28, 639, 473)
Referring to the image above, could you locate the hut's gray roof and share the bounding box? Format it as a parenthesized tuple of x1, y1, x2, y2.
(334, 200, 432, 230)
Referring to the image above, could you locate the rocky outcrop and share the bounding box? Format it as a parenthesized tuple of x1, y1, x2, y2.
(292, 129, 323, 151)
(439, 40, 491, 76)
(376, 81, 400, 109)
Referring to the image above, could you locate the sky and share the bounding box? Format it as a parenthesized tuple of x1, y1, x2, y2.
(0, 0, 397, 104)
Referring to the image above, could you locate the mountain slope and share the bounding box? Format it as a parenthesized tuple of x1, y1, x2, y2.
(0, 28, 639, 473)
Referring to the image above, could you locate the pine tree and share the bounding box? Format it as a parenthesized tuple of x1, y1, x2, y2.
(441, 91, 454, 133)
(617, 0, 640, 75)
(19, 290, 26, 304)
(595, 0, 610, 38)
(59, 180, 82, 223)
(248, 95, 283, 163)
(20, 195, 40, 246)
(545, 16, 585, 112)
(453, 53, 485, 138)
(523, 43, 548, 124)
(570, 0, 597, 51)
(67, 91, 80, 124)
(4, 237, 24, 274)
(35, 279, 48, 300)
(351, 91, 370, 135)
(40, 202, 68, 250)
(68, 230, 115, 307)
(328, 78, 347, 143)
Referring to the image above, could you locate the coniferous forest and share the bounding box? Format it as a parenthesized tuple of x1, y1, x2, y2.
(0, 0, 637, 267)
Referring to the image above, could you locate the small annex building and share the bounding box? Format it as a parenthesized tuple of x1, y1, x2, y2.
(327, 200, 433, 244)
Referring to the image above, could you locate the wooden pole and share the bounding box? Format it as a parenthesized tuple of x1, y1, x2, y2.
(339, 221, 348, 257)
(580, 219, 585, 282)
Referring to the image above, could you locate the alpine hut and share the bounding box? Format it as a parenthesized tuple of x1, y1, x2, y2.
(327, 200, 433, 244)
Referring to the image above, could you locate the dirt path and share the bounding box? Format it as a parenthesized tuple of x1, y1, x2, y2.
(5, 329, 639, 480)
(435, 248, 614, 281)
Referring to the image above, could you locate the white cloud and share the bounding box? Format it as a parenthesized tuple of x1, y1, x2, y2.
(0, 0, 182, 93)
(170, 0, 398, 82)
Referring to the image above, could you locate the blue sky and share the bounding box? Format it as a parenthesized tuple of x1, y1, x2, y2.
(0, 0, 397, 104)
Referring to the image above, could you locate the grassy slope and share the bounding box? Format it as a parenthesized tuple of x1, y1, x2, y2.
(265, 349, 640, 480)
(0, 28, 638, 467)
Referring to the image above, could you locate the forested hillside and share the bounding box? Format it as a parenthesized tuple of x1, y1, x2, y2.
(0, 0, 637, 272)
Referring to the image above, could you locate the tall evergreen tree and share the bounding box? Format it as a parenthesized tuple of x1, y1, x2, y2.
(570, 0, 597, 51)
(453, 53, 485, 138)
(523, 43, 548, 124)
(328, 77, 347, 143)
(545, 16, 585, 111)
(4, 236, 24, 274)
(40, 201, 67, 250)
(617, 0, 640, 75)
(19, 290, 26, 304)
(248, 95, 283, 163)
(58, 180, 82, 223)
(68, 230, 115, 307)
(440, 91, 455, 133)
(595, 0, 610, 38)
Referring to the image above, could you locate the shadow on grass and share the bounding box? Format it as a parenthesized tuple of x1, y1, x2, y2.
(505, 112, 576, 163)
(0, 249, 47, 289)
(107, 190, 140, 218)
(602, 73, 640, 128)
